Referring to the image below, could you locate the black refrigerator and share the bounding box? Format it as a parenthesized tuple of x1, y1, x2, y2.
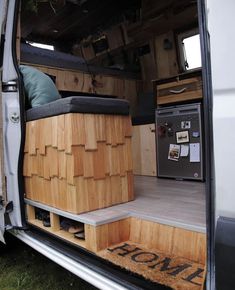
(156, 103, 203, 181)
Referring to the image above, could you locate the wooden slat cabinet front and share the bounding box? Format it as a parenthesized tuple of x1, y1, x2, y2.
(156, 71, 203, 105)
(132, 123, 157, 177)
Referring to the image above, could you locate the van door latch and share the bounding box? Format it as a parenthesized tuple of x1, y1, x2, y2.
(10, 112, 20, 123)
(2, 81, 17, 92)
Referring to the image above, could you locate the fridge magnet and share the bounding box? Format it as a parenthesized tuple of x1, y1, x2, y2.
(168, 144, 180, 161)
(158, 125, 166, 137)
(181, 121, 191, 129)
(192, 131, 200, 138)
(176, 131, 189, 144)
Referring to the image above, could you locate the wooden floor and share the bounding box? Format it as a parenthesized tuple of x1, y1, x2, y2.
(26, 176, 206, 233)
(130, 176, 206, 231)
(78, 175, 206, 232)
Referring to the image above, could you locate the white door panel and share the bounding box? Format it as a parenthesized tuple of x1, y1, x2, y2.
(207, 0, 235, 218)
(0, 0, 9, 242)
(1, 0, 23, 233)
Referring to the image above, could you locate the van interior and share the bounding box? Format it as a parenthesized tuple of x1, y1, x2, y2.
(18, 1, 206, 289)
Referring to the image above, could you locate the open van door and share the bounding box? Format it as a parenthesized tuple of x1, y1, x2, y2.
(0, 0, 8, 243)
(205, 0, 235, 289)
(0, 0, 24, 242)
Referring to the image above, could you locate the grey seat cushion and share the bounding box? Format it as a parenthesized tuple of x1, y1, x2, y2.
(26, 96, 130, 121)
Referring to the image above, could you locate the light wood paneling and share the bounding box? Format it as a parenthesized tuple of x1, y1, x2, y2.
(129, 218, 206, 264)
(21, 63, 139, 108)
(85, 219, 130, 252)
(27, 217, 86, 248)
(132, 124, 156, 176)
(24, 113, 134, 214)
(154, 31, 179, 79)
(106, 25, 124, 51)
(50, 212, 60, 231)
(26, 204, 35, 220)
(139, 40, 157, 92)
(25, 204, 206, 265)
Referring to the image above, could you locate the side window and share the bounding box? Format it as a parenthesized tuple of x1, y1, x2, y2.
(178, 29, 202, 71)
(26, 41, 54, 51)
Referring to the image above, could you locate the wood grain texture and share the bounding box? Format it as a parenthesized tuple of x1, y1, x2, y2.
(25, 203, 206, 266)
(50, 212, 60, 231)
(85, 219, 130, 252)
(139, 40, 157, 92)
(26, 204, 35, 220)
(157, 76, 203, 105)
(24, 113, 134, 214)
(27, 217, 86, 248)
(154, 31, 179, 79)
(129, 218, 206, 264)
(132, 124, 157, 176)
(157, 91, 203, 105)
(21, 63, 139, 110)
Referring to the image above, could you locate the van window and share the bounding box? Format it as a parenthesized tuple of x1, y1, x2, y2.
(178, 29, 202, 71)
(26, 41, 54, 51)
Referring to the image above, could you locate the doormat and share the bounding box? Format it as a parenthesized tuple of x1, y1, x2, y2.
(98, 242, 205, 290)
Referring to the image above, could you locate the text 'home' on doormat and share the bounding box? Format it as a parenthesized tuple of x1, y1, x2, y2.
(98, 242, 205, 290)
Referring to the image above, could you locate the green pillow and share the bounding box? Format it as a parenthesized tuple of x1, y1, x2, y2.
(19, 65, 61, 107)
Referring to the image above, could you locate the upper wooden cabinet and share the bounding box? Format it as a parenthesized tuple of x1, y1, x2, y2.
(155, 70, 203, 106)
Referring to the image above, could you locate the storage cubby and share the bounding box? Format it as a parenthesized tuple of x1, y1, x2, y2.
(25, 200, 130, 253)
(26, 204, 86, 248)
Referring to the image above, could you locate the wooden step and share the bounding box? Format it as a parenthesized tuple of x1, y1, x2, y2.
(26, 204, 130, 252)
(26, 203, 206, 289)
(25, 204, 206, 261)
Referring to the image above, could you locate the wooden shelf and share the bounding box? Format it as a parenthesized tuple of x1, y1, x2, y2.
(28, 218, 86, 249)
(26, 203, 86, 248)
(25, 202, 130, 253)
(25, 198, 95, 225)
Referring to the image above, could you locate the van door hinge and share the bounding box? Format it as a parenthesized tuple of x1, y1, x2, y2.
(0, 200, 28, 231)
(0, 197, 5, 243)
(5, 201, 13, 214)
(2, 81, 18, 92)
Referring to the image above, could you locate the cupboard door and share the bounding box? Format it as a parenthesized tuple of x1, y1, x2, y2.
(132, 124, 156, 176)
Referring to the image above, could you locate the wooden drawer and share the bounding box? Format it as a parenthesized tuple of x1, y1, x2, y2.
(156, 76, 203, 105)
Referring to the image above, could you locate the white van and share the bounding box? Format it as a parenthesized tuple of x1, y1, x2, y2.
(0, 0, 233, 289)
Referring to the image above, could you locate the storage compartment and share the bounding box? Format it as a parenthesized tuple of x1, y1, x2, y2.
(132, 123, 157, 176)
(26, 204, 86, 248)
(23, 98, 134, 214)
